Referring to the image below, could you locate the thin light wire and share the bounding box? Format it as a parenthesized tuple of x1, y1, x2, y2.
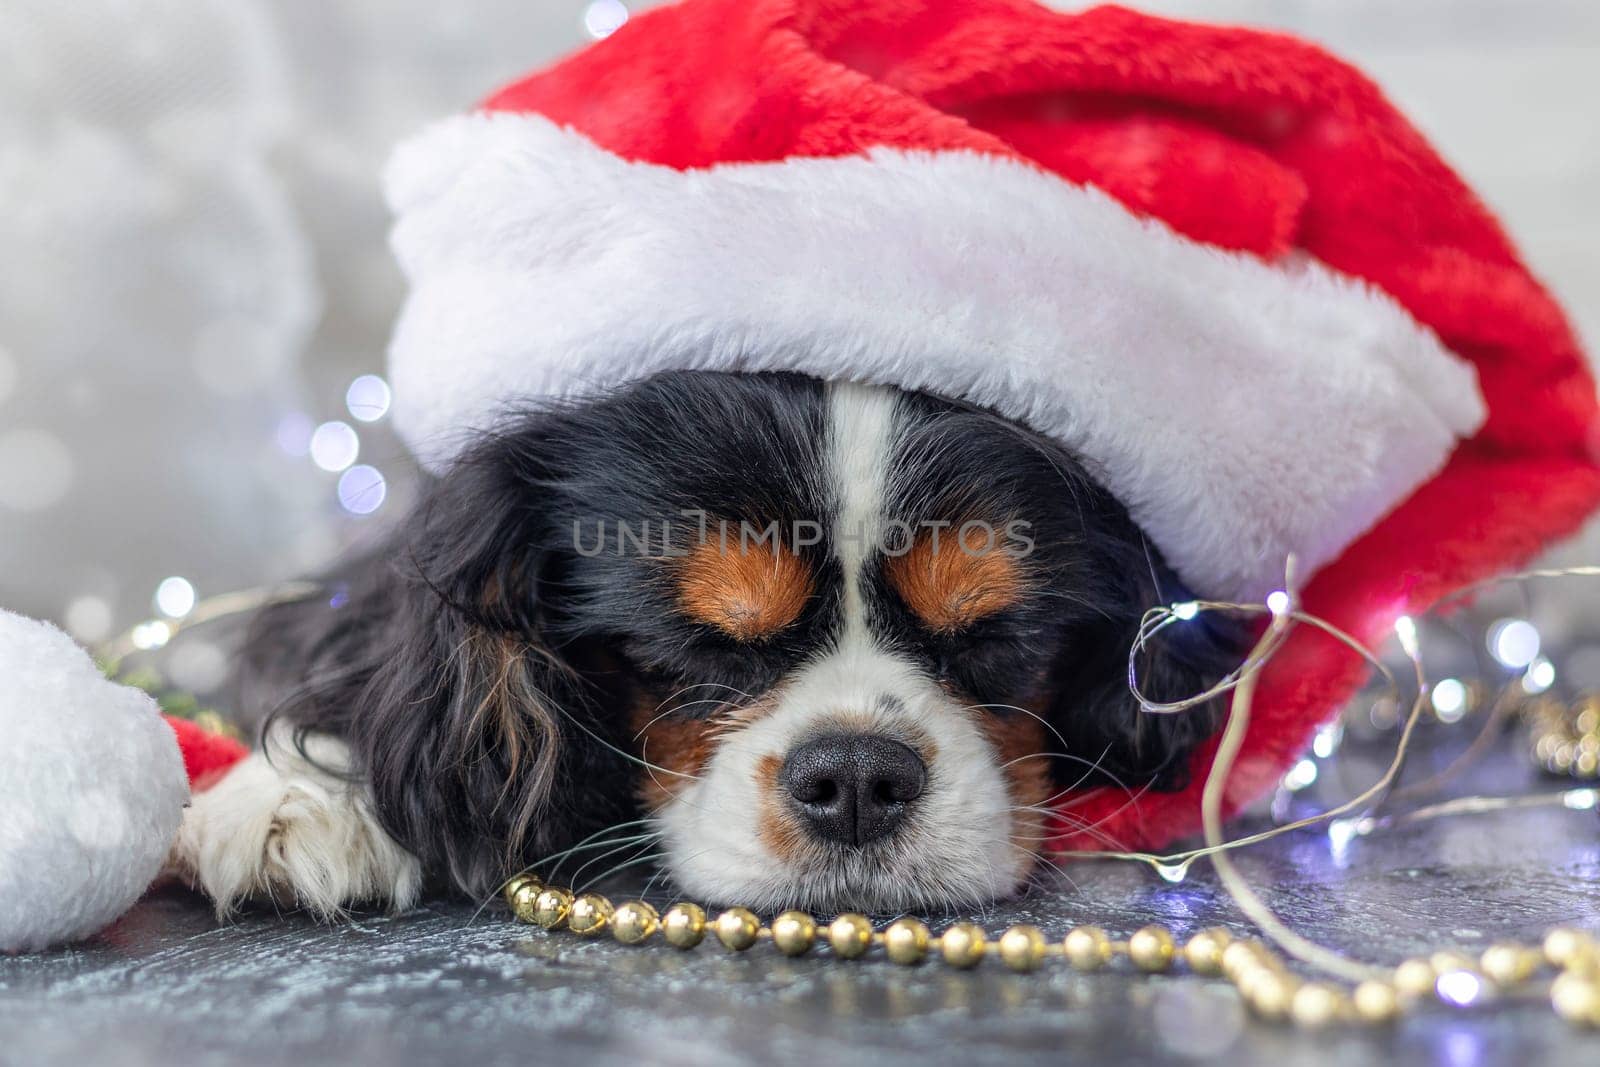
(1072, 604, 1419, 873)
(1076, 560, 1600, 981)
(1199, 592, 1388, 983)
(98, 581, 320, 663)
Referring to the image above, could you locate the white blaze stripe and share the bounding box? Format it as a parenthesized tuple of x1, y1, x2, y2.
(385, 112, 1487, 599)
(825, 381, 896, 644)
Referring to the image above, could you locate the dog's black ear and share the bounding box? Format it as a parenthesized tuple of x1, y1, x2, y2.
(241, 440, 632, 896)
(1044, 556, 1246, 794)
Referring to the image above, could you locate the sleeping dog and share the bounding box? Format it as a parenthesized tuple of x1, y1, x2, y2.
(173, 372, 1240, 916)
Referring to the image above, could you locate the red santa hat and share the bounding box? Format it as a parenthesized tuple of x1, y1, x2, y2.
(385, 0, 1600, 847)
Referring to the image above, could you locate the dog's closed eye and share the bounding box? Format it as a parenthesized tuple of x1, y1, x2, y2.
(675, 539, 813, 641)
(883, 527, 1024, 635)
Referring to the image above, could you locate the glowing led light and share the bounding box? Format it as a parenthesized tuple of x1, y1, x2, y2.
(1435, 970, 1485, 1008)
(1521, 656, 1556, 695)
(1327, 818, 1360, 860)
(1312, 721, 1344, 759)
(344, 374, 392, 422)
(1430, 678, 1468, 723)
(1489, 618, 1540, 669)
(1332, 816, 1385, 866)
(1171, 600, 1199, 621)
(154, 576, 196, 619)
(337, 464, 387, 516)
(1266, 590, 1291, 616)
(583, 0, 628, 38)
(1394, 615, 1419, 658)
(1155, 861, 1189, 883)
(309, 420, 360, 472)
(130, 620, 172, 651)
(1564, 789, 1599, 811)
(1283, 757, 1318, 792)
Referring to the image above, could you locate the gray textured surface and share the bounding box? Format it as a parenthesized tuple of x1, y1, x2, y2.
(3, 736, 1598, 1066)
(6, 0, 1600, 662)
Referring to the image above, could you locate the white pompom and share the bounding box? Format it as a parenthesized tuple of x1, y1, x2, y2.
(0, 609, 189, 952)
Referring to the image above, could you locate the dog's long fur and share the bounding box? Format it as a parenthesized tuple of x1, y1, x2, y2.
(185, 372, 1242, 914)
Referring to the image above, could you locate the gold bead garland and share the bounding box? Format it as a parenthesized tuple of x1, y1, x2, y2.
(1062, 925, 1113, 970)
(506, 879, 543, 924)
(828, 913, 874, 959)
(1351, 979, 1401, 1024)
(939, 922, 986, 969)
(714, 906, 761, 950)
(567, 893, 614, 935)
(1128, 925, 1176, 972)
(532, 887, 573, 929)
(500, 873, 1600, 1030)
(1182, 927, 1232, 976)
(611, 900, 659, 944)
(771, 910, 816, 956)
(882, 918, 930, 964)
(661, 902, 706, 948)
(998, 925, 1047, 972)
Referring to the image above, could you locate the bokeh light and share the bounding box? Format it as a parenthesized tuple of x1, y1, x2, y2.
(1312, 721, 1343, 759)
(1430, 678, 1468, 722)
(1282, 757, 1318, 791)
(64, 595, 112, 643)
(275, 412, 314, 457)
(1152, 984, 1243, 1059)
(1522, 656, 1556, 695)
(1435, 969, 1486, 1008)
(583, 0, 628, 38)
(1489, 618, 1541, 669)
(344, 374, 391, 422)
(1394, 615, 1419, 658)
(337, 464, 387, 515)
(310, 420, 360, 472)
(154, 576, 197, 619)
(130, 620, 172, 651)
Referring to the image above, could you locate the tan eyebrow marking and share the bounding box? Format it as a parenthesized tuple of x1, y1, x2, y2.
(676, 539, 813, 641)
(883, 525, 1023, 634)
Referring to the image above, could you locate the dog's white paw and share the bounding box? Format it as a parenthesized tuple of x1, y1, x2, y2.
(170, 732, 421, 920)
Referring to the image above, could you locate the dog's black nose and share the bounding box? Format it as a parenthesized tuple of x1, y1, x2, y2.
(780, 734, 926, 847)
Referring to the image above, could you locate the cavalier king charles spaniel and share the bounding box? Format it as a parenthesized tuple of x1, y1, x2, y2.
(173, 371, 1241, 915)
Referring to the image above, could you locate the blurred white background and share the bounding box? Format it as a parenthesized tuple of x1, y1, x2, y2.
(2, 0, 1597, 681)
